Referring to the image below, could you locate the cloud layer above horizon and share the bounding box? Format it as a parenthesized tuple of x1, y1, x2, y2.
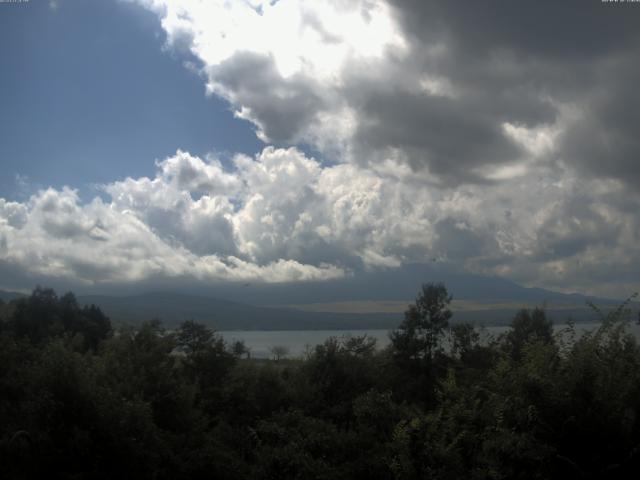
(2, 0, 640, 297)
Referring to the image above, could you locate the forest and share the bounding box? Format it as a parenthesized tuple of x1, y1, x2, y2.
(1, 284, 640, 479)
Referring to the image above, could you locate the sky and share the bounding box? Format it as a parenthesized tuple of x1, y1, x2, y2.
(1, 0, 640, 299)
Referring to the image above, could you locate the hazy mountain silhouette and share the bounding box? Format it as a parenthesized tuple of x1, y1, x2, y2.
(201, 263, 617, 306)
(75, 292, 400, 330)
(1, 264, 629, 330)
(0, 289, 26, 302)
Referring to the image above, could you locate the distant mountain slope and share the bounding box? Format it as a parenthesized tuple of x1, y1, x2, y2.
(0, 290, 26, 302)
(77, 292, 400, 331)
(3, 262, 634, 330)
(200, 263, 620, 307)
(75, 290, 623, 332)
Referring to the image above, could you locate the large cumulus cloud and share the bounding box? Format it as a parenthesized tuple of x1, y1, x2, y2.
(130, 0, 640, 187)
(2, 147, 640, 296)
(2, 0, 640, 297)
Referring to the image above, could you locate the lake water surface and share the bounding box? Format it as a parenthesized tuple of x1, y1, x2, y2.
(220, 322, 640, 359)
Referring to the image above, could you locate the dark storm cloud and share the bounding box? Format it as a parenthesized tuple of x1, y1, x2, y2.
(382, 0, 640, 186)
(209, 52, 326, 143)
(560, 55, 640, 184)
(433, 218, 493, 259)
(389, 0, 640, 59)
(533, 199, 621, 261)
(352, 89, 524, 183)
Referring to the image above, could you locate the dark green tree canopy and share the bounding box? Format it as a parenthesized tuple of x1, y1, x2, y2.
(2, 283, 639, 480)
(506, 307, 553, 359)
(176, 319, 215, 355)
(390, 282, 452, 362)
(7, 287, 111, 350)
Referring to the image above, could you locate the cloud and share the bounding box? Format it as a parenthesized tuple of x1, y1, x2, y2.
(129, 0, 640, 190)
(0, 167, 347, 286)
(129, 0, 408, 160)
(3, 0, 640, 297)
(158, 149, 241, 195)
(1, 147, 639, 296)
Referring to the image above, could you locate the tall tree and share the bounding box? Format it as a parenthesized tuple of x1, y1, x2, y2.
(390, 282, 452, 363)
(506, 307, 553, 359)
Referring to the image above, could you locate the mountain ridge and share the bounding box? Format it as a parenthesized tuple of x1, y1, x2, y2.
(1, 265, 632, 330)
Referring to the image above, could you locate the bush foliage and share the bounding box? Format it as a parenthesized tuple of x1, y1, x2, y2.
(1, 284, 639, 479)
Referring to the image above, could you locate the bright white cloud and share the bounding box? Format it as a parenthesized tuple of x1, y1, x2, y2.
(137, 0, 405, 80)
(2, 147, 639, 295)
(0, 171, 347, 285)
(129, 0, 411, 153)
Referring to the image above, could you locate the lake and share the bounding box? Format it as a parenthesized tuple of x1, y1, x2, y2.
(220, 321, 640, 359)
